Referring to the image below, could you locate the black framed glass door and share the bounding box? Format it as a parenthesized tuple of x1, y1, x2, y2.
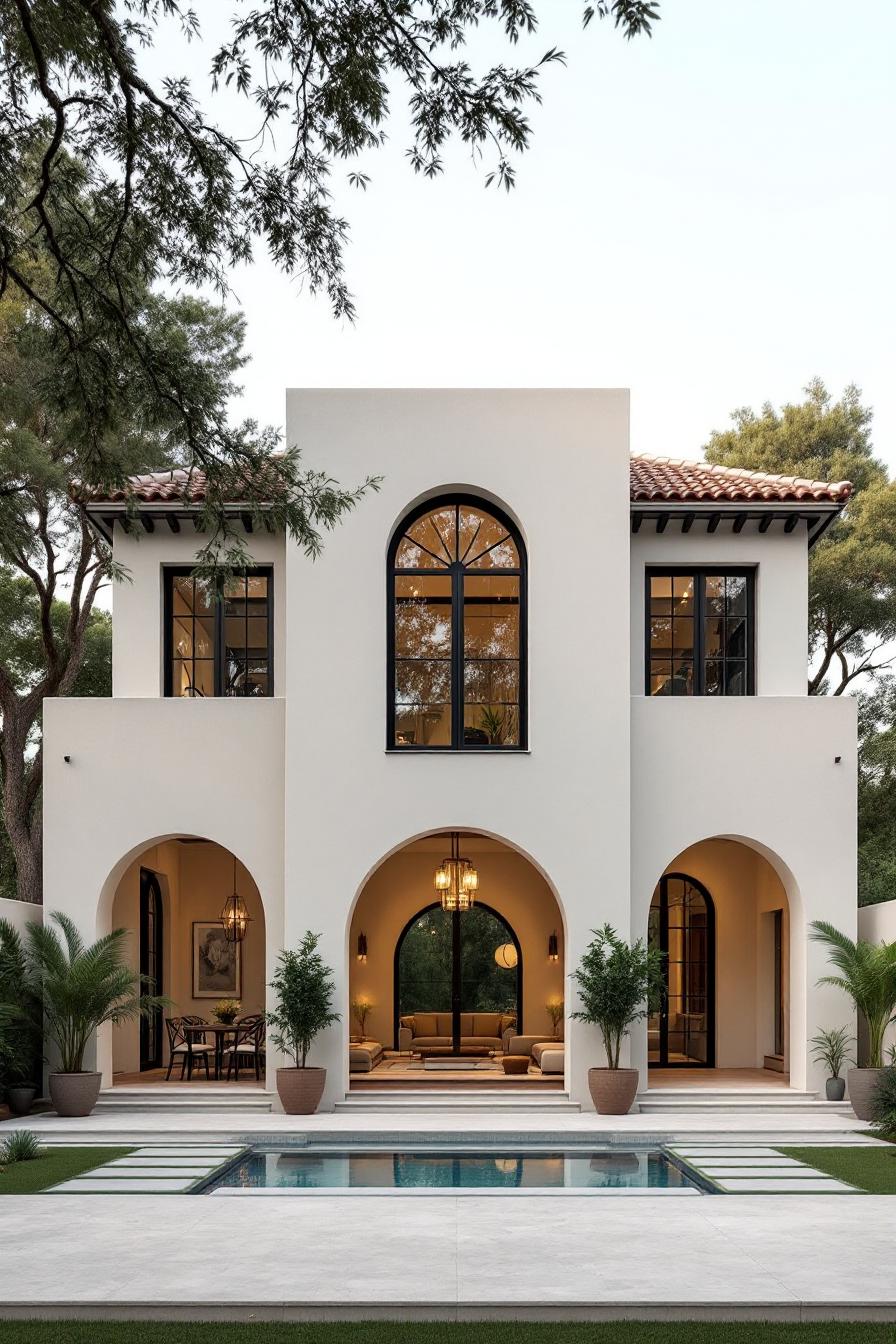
(648, 873, 715, 1068)
(139, 869, 164, 1071)
(395, 903, 522, 1052)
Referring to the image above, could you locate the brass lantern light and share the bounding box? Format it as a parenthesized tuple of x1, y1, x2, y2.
(221, 856, 251, 943)
(434, 832, 479, 912)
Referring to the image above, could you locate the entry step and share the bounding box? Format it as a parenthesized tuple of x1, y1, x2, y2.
(336, 1090, 580, 1113)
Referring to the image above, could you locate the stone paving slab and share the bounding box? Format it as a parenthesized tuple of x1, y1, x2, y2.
(86, 1166, 218, 1179)
(131, 1147, 244, 1157)
(49, 1178, 198, 1194)
(108, 1157, 228, 1168)
(711, 1178, 856, 1193)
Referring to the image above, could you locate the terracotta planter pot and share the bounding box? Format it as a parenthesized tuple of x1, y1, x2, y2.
(276, 1066, 326, 1115)
(588, 1067, 639, 1115)
(825, 1076, 846, 1102)
(48, 1072, 101, 1118)
(5, 1085, 38, 1116)
(847, 1066, 886, 1121)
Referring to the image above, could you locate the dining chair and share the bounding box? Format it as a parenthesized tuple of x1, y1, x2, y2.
(164, 1015, 213, 1081)
(223, 1015, 266, 1082)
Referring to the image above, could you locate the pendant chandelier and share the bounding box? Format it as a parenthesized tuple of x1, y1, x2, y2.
(433, 832, 479, 912)
(221, 855, 251, 943)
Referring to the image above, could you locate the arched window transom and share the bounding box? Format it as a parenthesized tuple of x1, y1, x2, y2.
(388, 496, 526, 749)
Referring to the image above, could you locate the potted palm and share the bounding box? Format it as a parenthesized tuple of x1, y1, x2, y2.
(2, 912, 167, 1118)
(809, 1026, 853, 1101)
(571, 924, 664, 1115)
(267, 931, 340, 1114)
(810, 922, 896, 1120)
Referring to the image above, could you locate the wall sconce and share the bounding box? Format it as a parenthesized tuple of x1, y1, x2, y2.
(548, 931, 559, 962)
(356, 932, 368, 963)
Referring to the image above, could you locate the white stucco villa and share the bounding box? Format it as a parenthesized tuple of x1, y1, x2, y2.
(42, 389, 857, 1111)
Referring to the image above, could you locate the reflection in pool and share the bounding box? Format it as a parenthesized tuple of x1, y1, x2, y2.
(206, 1148, 698, 1191)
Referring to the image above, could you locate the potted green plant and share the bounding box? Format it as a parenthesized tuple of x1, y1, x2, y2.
(1, 912, 167, 1118)
(267, 931, 340, 1114)
(214, 999, 241, 1025)
(571, 924, 664, 1115)
(546, 997, 564, 1039)
(352, 997, 372, 1041)
(809, 1026, 853, 1101)
(810, 922, 896, 1120)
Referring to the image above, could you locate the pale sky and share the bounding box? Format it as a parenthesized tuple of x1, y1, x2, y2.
(148, 0, 896, 471)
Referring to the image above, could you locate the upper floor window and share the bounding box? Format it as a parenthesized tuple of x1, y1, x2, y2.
(647, 569, 754, 697)
(164, 567, 273, 697)
(388, 497, 526, 749)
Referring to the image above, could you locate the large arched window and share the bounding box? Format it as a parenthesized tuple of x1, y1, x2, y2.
(388, 496, 526, 749)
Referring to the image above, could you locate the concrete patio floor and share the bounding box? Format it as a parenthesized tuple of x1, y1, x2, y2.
(1, 1188, 895, 1322)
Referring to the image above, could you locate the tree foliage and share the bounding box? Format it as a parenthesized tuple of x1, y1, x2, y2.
(705, 380, 896, 695)
(571, 923, 664, 1069)
(0, 911, 167, 1073)
(810, 920, 896, 1069)
(266, 930, 340, 1068)
(0, 0, 657, 535)
(857, 681, 896, 907)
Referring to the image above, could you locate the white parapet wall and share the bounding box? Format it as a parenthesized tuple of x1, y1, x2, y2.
(858, 900, 896, 1064)
(0, 896, 42, 935)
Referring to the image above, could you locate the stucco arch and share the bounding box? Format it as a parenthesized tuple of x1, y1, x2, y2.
(636, 831, 808, 1086)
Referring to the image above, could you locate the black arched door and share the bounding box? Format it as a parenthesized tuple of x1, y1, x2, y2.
(139, 868, 164, 1071)
(647, 873, 715, 1068)
(394, 903, 522, 1053)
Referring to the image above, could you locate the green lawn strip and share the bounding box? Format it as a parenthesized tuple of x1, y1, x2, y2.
(0, 1325, 895, 1344)
(777, 1145, 896, 1194)
(0, 1147, 134, 1194)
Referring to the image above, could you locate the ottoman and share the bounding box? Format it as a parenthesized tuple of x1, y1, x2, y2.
(349, 1039, 383, 1072)
(537, 1047, 564, 1075)
(501, 1055, 530, 1075)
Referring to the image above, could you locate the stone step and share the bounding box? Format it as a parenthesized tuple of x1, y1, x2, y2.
(335, 1091, 580, 1113)
(638, 1091, 853, 1115)
(94, 1089, 274, 1114)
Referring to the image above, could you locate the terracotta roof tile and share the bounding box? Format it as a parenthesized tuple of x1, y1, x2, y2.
(83, 455, 853, 508)
(630, 454, 852, 505)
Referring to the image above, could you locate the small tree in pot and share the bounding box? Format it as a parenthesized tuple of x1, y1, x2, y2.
(1, 913, 166, 1117)
(809, 1026, 853, 1101)
(810, 922, 896, 1120)
(267, 931, 340, 1114)
(571, 924, 665, 1115)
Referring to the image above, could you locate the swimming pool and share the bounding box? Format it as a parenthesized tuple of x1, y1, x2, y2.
(204, 1147, 704, 1194)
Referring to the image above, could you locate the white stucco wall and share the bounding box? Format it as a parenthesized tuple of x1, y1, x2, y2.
(631, 694, 857, 1092)
(631, 530, 809, 696)
(42, 698, 285, 1086)
(111, 529, 285, 697)
(0, 897, 42, 936)
(284, 388, 632, 1108)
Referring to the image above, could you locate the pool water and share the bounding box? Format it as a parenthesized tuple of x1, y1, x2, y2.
(206, 1148, 699, 1192)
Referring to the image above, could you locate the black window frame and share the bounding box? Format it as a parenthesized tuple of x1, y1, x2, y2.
(387, 494, 528, 751)
(644, 565, 756, 697)
(163, 565, 274, 698)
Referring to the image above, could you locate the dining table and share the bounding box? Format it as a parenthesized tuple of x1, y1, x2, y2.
(181, 1020, 240, 1081)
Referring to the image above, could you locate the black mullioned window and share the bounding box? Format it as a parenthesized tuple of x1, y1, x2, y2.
(646, 568, 755, 697)
(388, 496, 527, 749)
(164, 567, 273, 697)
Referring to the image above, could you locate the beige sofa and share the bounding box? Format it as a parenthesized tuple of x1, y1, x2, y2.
(398, 1012, 515, 1055)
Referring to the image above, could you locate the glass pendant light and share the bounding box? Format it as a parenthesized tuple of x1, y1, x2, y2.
(221, 855, 251, 942)
(434, 832, 479, 912)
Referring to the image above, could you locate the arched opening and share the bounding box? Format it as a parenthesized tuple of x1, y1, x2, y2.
(646, 838, 791, 1080)
(394, 902, 523, 1052)
(106, 836, 267, 1088)
(647, 874, 715, 1068)
(348, 831, 564, 1089)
